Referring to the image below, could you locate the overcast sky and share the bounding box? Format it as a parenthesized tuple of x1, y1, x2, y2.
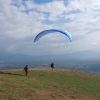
(0, 0, 100, 56)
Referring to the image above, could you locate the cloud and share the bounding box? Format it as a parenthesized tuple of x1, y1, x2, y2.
(0, 0, 100, 56)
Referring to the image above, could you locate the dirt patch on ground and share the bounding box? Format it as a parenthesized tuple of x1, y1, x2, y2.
(34, 89, 98, 100)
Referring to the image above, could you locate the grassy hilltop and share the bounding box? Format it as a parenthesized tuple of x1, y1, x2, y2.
(0, 68, 100, 100)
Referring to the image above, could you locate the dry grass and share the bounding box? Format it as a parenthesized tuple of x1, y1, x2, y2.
(0, 68, 100, 100)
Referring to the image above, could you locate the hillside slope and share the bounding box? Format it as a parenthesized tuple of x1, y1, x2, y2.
(0, 68, 100, 100)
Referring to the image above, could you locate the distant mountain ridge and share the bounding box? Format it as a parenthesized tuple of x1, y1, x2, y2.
(0, 50, 100, 61)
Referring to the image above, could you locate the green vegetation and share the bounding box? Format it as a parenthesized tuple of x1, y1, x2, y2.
(0, 68, 100, 100)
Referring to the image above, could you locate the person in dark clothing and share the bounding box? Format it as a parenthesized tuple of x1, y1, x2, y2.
(24, 65, 28, 76)
(51, 63, 54, 71)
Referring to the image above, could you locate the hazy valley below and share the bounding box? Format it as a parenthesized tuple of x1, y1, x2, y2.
(0, 50, 100, 75)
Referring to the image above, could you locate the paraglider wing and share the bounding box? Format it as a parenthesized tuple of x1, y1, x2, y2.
(34, 29, 72, 43)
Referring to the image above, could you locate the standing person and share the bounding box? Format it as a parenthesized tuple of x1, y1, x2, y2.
(24, 65, 28, 76)
(51, 63, 54, 71)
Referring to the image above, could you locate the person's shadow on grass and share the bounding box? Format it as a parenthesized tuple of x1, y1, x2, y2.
(0, 71, 24, 76)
